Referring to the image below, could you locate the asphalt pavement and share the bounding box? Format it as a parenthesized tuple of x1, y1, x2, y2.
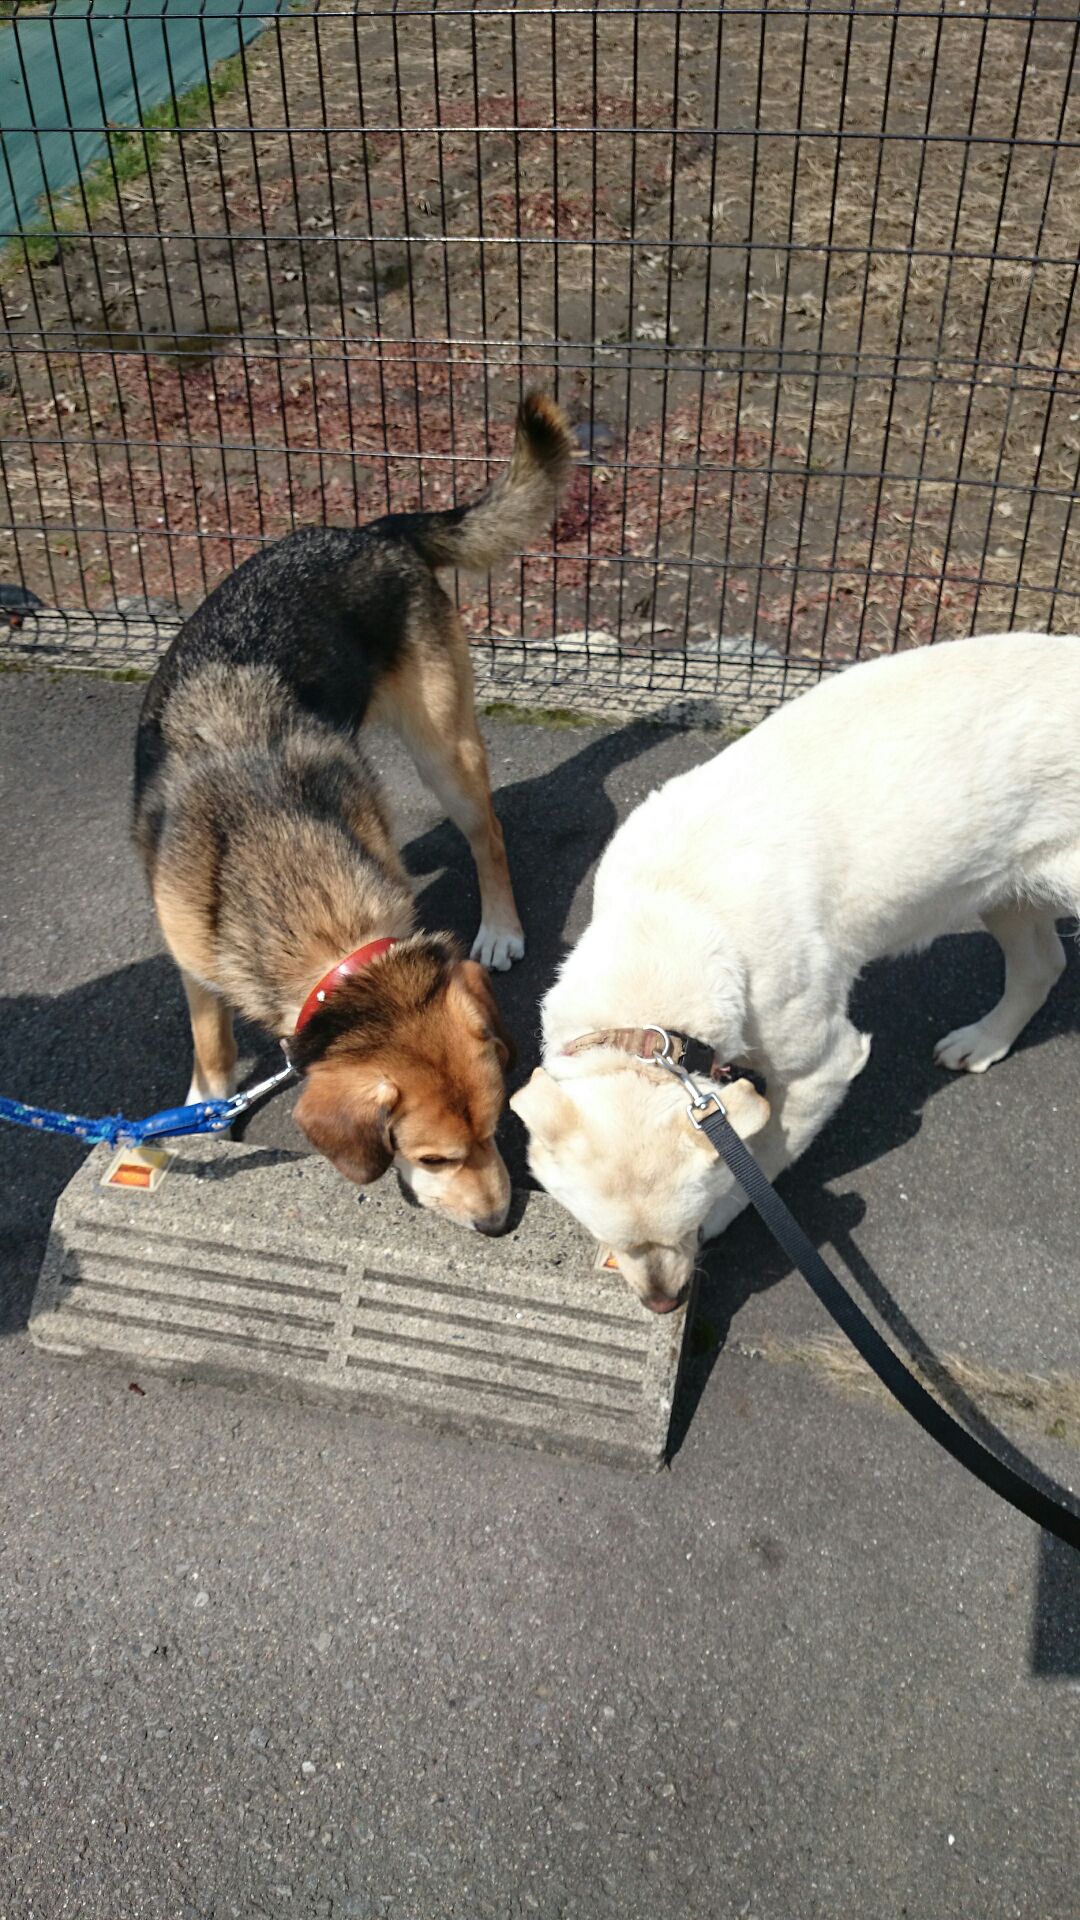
(0, 672, 1077, 1920)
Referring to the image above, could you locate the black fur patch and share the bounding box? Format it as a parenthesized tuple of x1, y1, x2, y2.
(135, 523, 433, 796)
(204, 812, 228, 940)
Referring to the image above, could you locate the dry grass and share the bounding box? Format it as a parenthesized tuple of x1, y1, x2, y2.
(739, 1331, 1080, 1449)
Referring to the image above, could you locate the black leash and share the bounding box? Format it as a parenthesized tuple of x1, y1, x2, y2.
(696, 1100, 1080, 1551)
(561, 1024, 1079, 1546)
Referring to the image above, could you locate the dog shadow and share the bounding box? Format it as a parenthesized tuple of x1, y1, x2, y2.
(4, 710, 1078, 1662)
(666, 934, 1080, 1663)
(0, 953, 191, 1333)
(0, 716, 671, 1332)
(401, 713, 681, 1146)
(401, 725, 1080, 1617)
(676, 928, 1080, 1364)
(5, 706, 1075, 1677)
(0, 954, 289, 1331)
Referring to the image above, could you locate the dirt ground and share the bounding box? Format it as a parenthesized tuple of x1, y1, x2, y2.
(2, 0, 1079, 671)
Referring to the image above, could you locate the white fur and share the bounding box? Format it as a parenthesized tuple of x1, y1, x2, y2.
(185, 1065, 237, 1105)
(471, 921, 526, 971)
(513, 633, 1080, 1307)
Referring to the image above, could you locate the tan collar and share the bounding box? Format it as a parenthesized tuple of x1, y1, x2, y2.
(561, 1025, 764, 1094)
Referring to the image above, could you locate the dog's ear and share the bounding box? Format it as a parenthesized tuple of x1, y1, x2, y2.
(450, 958, 516, 1072)
(508, 1067, 578, 1144)
(293, 1060, 399, 1186)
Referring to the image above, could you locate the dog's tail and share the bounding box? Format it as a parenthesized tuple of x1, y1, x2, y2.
(402, 391, 575, 573)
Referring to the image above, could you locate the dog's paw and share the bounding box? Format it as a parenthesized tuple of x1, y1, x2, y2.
(185, 1069, 237, 1105)
(933, 1021, 1011, 1074)
(470, 923, 526, 971)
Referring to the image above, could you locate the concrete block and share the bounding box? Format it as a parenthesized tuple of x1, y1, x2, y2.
(29, 1141, 687, 1469)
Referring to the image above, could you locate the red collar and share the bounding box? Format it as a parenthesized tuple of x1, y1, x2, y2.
(294, 937, 399, 1034)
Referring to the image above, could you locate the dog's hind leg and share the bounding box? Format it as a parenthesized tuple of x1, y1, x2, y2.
(934, 903, 1066, 1073)
(423, 718, 525, 972)
(181, 970, 238, 1103)
(373, 612, 525, 971)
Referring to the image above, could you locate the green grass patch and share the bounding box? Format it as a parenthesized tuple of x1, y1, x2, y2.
(0, 656, 153, 683)
(50, 661, 153, 684)
(1, 52, 245, 283)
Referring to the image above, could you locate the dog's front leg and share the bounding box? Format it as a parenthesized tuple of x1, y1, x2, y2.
(701, 1182, 754, 1243)
(181, 969, 238, 1103)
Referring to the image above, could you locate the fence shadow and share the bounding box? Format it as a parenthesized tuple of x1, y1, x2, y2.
(1031, 1533, 1080, 1677)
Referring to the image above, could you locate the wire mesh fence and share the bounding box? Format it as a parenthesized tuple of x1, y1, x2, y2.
(1, 1, 1078, 717)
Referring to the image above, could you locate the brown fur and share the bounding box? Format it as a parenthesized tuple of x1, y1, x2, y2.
(368, 599, 521, 943)
(181, 968, 239, 1102)
(134, 393, 572, 1226)
(405, 391, 573, 573)
(293, 953, 514, 1227)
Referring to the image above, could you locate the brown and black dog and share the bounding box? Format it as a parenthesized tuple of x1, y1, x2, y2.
(133, 392, 573, 1232)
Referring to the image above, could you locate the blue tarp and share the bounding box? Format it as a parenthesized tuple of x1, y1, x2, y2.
(0, 1, 289, 239)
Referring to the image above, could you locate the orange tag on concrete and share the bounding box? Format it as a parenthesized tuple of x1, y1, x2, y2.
(101, 1145, 174, 1194)
(593, 1245, 621, 1273)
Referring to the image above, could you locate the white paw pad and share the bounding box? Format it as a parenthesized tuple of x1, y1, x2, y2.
(470, 924, 526, 972)
(933, 1021, 1010, 1074)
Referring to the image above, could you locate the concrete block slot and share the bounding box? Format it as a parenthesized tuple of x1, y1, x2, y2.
(30, 1141, 687, 1469)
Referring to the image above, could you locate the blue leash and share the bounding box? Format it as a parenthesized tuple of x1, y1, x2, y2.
(0, 1060, 297, 1149)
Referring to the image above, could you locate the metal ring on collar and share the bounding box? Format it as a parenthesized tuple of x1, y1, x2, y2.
(633, 1023, 675, 1064)
(635, 1024, 728, 1126)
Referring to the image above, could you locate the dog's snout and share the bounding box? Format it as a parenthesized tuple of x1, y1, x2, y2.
(642, 1287, 687, 1315)
(614, 1247, 694, 1315)
(472, 1209, 510, 1237)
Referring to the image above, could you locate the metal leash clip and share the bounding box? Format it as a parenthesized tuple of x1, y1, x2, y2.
(634, 1024, 727, 1128)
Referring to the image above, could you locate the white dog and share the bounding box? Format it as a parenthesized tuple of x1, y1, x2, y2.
(511, 632, 1080, 1313)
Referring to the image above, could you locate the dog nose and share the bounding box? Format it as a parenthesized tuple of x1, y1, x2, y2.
(643, 1290, 685, 1315)
(472, 1210, 509, 1237)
